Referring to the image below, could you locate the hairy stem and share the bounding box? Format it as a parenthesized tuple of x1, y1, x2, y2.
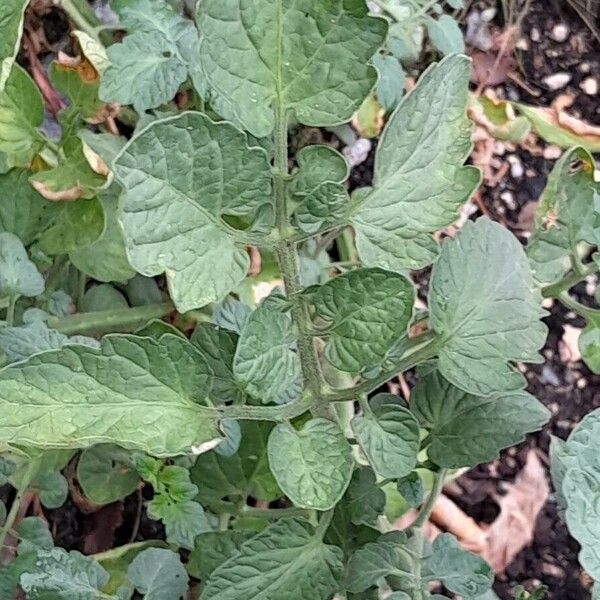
(47, 302, 174, 335)
(241, 505, 311, 519)
(558, 291, 600, 321)
(56, 0, 103, 41)
(413, 467, 447, 528)
(6, 296, 18, 327)
(272, 106, 327, 417)
(0, 462, 36, 551)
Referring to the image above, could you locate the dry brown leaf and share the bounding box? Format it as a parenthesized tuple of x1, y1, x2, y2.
(482, 451, 549, 573)
(82, 502, 124, 554)
(31, 180, 83, 201)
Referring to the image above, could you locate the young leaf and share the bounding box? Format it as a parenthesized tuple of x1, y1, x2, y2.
(191, 421, 281, 507)
(0, 64, 44, 167)
(305, 268, 414, 373)
(580, 321, 600, 374)
(291, 145, 350, 235)
(345, 535, 412, 593)
(100, 0, 201, 113)
(201, 518, 343, 600)
(345, 467, 386, 527)
(0, 168, 60, 245)
(0, 232, 44, 298)
(427, 533, 493, 598)
(127, 547, 189, 600)
(20, 547, 116, 599)
(396, 472, 424, 508)
(77, 445, 140, 505)
(527, 146, 599, 285)
(429, 217, 547, 396)
(426, 15, 465, 55)
(233, 294, 302, 404)
(70, 185, 137, 282)
(411, 371, 549, 468)
(351, 55, 479, 271)
(191, 323, 245, 404)
(352, 395, 420, 478)
(145, 465, 211, 549)
(0, 334, 221, 456)
(267, 418, 354, 510)
(0, 0, 29, 91)
(197, 0, 387, 137)
(34, 471, 69, 508)
(212, 296, 251, 334)
(113, 112, 272, 312)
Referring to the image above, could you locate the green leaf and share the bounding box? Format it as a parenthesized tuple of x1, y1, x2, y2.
(373, 53, 405, 111)
(191, 421, 281, 507)
(81, 284, 128, 313)
(30, 138, 105, 201)
(20, 547, 115, 599)
(580, 321, 600, 374)
(34, 471, 68, 508)
(17, 517, 54, 555)
(113, 112, 272, 312)
(191, 323, 245, 404)
(527, 147, 599, 285)
(351, 55, 479, 271)
(268, 418, 354, 510)
(429, 217, 547, 396)
(127, 548, 188, 600)
(427, 533, 493, 598)
(70, 185, 136, 282)
(0, 334, 221, 456)
(412, 371, 549, 468)
(352, 395, 420, 478)
(306, 268, 414, 373)
(0, 320, 98, 365)
(0, 232, 44, 298)
(0, 1, 29, 92)
(233, 294, 302, 404)
(0, 168, 60, 245)
(426, 15, 465, 55)
(292, 145, 350, 235)
(100, 0, 200, 113)
(200, 518, 343, 600)
(197, 0, 387, 137)
(77, 444, 140, 505)
(188, 530, 254, 580)
(345, 467, 386, 527)
(396, 472, 424, 508)
(345, 535, 412, 593)
(551, 408, 600, 579)
(0, 65, 44, 168)
(213, 297, 251, 334)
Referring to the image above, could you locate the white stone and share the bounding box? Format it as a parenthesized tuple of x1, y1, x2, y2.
(550, 24, 569, 42)
(530, 27, 540, 42)
(507, 154, 524, 178)
(580, 77, 598, 95)
(543, 72, 571, 90)
(543, 145, 562, 160)
(500, 191, 516, 210)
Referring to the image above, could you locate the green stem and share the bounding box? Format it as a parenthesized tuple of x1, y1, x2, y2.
(47, 302, 174, 335)
(558, 291, 600, 322)
(241, 506, 311, 519)
(413, 468, 447, 528)
(76, 270, 87, 310)
(542, 261, 599, 298)
(0, 462, 36, 550)
(327, 331, 438, 401)
(314, 509, 334, 540)
(6, 296, 18, 327)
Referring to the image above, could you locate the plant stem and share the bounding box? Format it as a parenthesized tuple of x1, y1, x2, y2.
(272, 105, 327, 417)
(241, 506, 311, 519)
(6, 296, 18, 327)
(558, 291, 600, 322)
(413, 467, 447, 528)
(55, 0, 103, 42)
(47, 302, 174, 335)
(314, 509, 334, 540)
(542, 261, 599, 298)
(0, 462, 35, 550)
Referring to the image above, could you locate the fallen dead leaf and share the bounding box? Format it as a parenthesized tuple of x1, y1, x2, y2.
(82, 502, 124, 554)
(482, 451, 549, 572)
(31, 180, 83, 201)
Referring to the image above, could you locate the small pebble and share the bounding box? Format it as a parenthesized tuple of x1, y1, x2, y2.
(579, 62, 591, 73)
(500, 191, 516, 210)
(530, 27, 540, 42)
(543, 145, 562, 160)
(507, 154, 524, 178)
(542, 72, 571, 90)
(342, 138, 371, 167)
(541, 365, 560, 387)
(550, 23, 569, 42)
(515, 37, 529, 50)
(580, 77, 598, 95)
